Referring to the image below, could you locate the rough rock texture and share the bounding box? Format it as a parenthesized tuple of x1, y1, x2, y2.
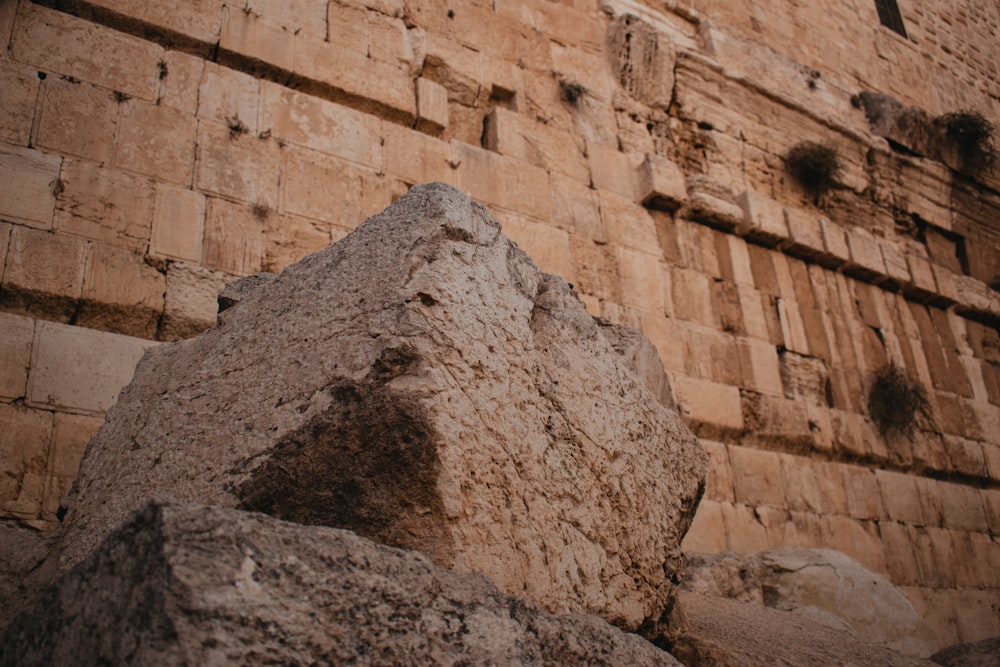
(673, 591, 937, 667)
(0, 522, 57, 632)
(58, 182, 707, 637)
(1, 501, 680, 666)
(683, 548, 936, 657)
(931, 637, 1000, 666)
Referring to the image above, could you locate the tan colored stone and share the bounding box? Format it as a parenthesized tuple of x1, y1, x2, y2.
(736, 190, 788, 245)
(259, 81, 382, 169)
(26, 321, 156, 414)
(156, 50, 204, 114)
(34, 76, 117, 164)
(739, 337, 783, 396)
(53, 159, 155, 251)
(880, 239, 911, 284)
(367, 12, 417, 70)
(0, 222, 9, 281)
(0, 313, 34, 402)
(48, 412, 102, 478)
(421, 31, 482, 107)
(484, 108, 588, 182)
(671, 266, 716, 327)
(845, 228, 887, 279)
(77, 0, 223, 44)
(0, 227, 87, 321)
(672, 374, 744, 440)
(819, 217, 850, 265)
(262, 211, 331, 273)
(721, 503, 770, 554)
(550, 173, 604, 242)
(327, 1, 369, 52)
(114, 99, 197, 186)
(195, 121, 281, 209)
(197, 62, 261, 135)
(160, 262, 232, 341)
(842, 466, 885, 521)
(683, 175, 745, 232)
(0, 145, 60, 230)
(779, 455, 824, 514)
(0, 60, 40, 145)
(499, 213, 574, 285)
(681, 499, 727, 553)
(220, 6, 294, 74)
(381, 123, 452, 185)
(615, 246, 665, 315)
(0, 403, 52, 513)
(729, 445, 787, 508)
(776, 297, 809, 355)
(416, 77, 449, 135)
(452, 142, 551, 221)
(783, 206, 826, 260)
(150, 184, 206, 263)
(78, 244, 165, 337)
(587, 143, 640, 199)
(938, 480, 989, 533)
(637, 154, 686, 211)
(10, 2, 162, 101)
(878, 522, 922, 586)
(201, 198, 263, 277)
(876, 470, 924, 526)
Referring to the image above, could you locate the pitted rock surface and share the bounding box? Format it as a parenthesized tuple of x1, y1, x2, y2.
(59, 182, 707, 636)
(2, 502, 680, 666)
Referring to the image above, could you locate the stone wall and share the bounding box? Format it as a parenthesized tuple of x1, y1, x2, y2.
(0, 0, 997, 651)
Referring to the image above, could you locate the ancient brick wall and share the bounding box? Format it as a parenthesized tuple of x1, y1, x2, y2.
(0, 0, 997, 650)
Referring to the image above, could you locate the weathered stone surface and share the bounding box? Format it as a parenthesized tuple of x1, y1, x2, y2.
(0, 520, 58, 633)
(59, 183, 707, 637)
(931, 636, 1000, 667)
(683, 547, 937, 658)
(673, 591, 935, 667)
(2, 501, 680, 666)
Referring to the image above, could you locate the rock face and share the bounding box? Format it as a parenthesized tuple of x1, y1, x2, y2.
(684, 547, 937, 658)
(1, 501, 680, 666)
(58, 182, 708, 637)
(931, 636, 1000, 667)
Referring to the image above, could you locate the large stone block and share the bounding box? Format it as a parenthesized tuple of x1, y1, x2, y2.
(195, 121, 281, 208)
(114, 100, 197, 186)
(202, 198, 264, 277)
(196, 62, 261, 135)
(4, 501, 679, 666)
(78, 244, 165, 337)
(160, 262, 232, 341)
(219, 6, 294, 75)
(0, 60, 40, 145)
(34, 76, 118, 164)
(0, 145, 60, 230)
(149, 184, 206, 262)
(59, 184, 707, 640)
(0, 227, 87, 321)
(0, 313, 33, 402)
(382, 123, 452, 185)
(71, 0, 224, 45)
(416, 77, 449, 135)
(452, 142, 552, 221)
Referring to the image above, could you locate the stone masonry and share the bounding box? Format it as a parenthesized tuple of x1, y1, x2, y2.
(0, 0, 997, 651)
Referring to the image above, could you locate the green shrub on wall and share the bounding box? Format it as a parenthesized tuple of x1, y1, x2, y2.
(867, 363, 935, 439)
(784, 141, 842, 202)
(937, 110, 997, 176)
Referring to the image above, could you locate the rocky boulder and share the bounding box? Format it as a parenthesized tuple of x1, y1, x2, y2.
(58, 182, 707, 638)
(1, 501, 680, 666)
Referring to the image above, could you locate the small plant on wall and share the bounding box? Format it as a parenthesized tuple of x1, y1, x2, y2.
(937, 110, 997, 176)
(867, 363, 935, 439)
(784, 141, 842, 203)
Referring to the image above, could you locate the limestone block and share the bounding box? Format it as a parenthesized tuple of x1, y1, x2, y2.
(776, 297, 810, 356)
(819, 217, 850, 265)
(498, 213, 574, 286)
(778, 455, 824, 514)
(0, 222, 9, 281)
(293, 31, 415, 123)
(6, 501, 679, 666)
(673, 374, 744, 438)
(26, 321, 155, 414)
(160, 262, 232, 341)
(195, 121, 281, 209)
(410, 78, 446, 136)
(327, 1, 369, 53)
(736, 190, 789, 246)
(452, 142, 551, 221)
(724, 236, 754, 286)
(381, 123, 452, 185)
(875, 470, 924, 526)
(938, 481, 989, 533)
(202, 198, 263, 277)
(905, 252, 938, 295)
(0, 60, 40, 145)
(53, 159, 156, 251)
(570, 237, 620, 303)
(599, 190, 659, 253)
(279, 145, 404, 227)
(484, 108, 588, 182)
(156, 50, 203, 115)
(880, 239, 911, 285)
(587, 142, 641, 199)
(670, 266, 714, 327)
(10, 2, 162, 101)
(59, 184, 707, 639)
(150, 184, 206, 262)
(778, 350, 828, 406)
(607, 14, 674, 108)
(943, 435, 988, 479)
(739, 337, 783, 396)
(78, 244, 165, 337)
(683, 175, 744, 232)
(36, 64, 115, 154)
(783, 207, 826, 261)
(421, 32, 482, 107)
(197, 62, 261, 135)
(367, 12, 418, 71)
(637, 153, 685, 212)
(0, 0, 14, 46)
(0, 144, 60, 229)
(609, 246, 662, 316)
(262, 211, 331, 273)
(879, 522, 922, 586)
(842, 466, 885, 521)
(74, 0, 224, 44)
(0, 227, 87, 321)
(983, 489, 1000, 534)
(48, 412, 102, 479)
(741, 393, 813, 451)
(720, 503, 770, 554)
(114, 100, 197, 186)
(0, 403, 52, 515)
(220, 6, 294, 74)
(845, 228, 887, 280)
(0, 313, 33, 402)
(550, 173, 604, 242)
(681, 499, 727, 553)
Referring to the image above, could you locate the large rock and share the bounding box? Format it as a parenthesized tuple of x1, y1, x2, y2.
(684, 547, 937, 658)
(59, 182, 707, 637)
(1, 501, 680, 666)
(931, 636, 1000, 666)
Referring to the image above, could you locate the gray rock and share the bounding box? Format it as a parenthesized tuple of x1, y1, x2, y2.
(931, 636, 1000, 667)
(0, 522, 58, 632)
(59, 182, 707, 639)
(216, 272, 278, 313)
(1, 501, 680, 666)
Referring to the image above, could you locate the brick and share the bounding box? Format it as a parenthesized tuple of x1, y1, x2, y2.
(736, 190, 788, 246)
(0, 227, 87, 321)
(938, 480, 989, 533)
(739, 337, 783, 396)
(195, 121, 281, 209)
(452, 142, 551, 221)
(259, 82, 382, 169)
(550, 173, 604, 242)
(80, 0, 223, 44)
(197, 62, 261, 135)
(499, 213, 574, 285)
(202, 198, 264, 277)
(0, 313, 33, 402)
(0, 144, 60, 229)
(0, 403, 52, 514)
(79, 244, 165, 337)
(161, 262, 232, 341)
(783, 206, 825, 260)
(0, 60, 40, 145)
(157, 50, 204, 115)
(721, 502, 770, 554)
(48, 412, 102, 478)
(673, 374, 744, 438)
(115, 99, 197, 186)
(381, 123, 452, 185)
(26, 321, 156, 414)
(150, 184, 206, 263)
(416, 77, 449, 135)
(637, 153, 685, 211)
(11, 3, 163, 101)
(279, 144, 404, 227)
(485, 108, 588, 182)
(587, 143, 640, 199)
(680, 499, 727, 553)
(36, 77, 116, 162)
(220, 6, 294, 74)
(262, 211, 331, 273)
(53, 159, 156, 251)
(293, 31, 415, 123)
(875, 469, 924, 525)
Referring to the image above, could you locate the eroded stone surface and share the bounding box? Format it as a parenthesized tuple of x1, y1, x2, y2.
(2, 501, 681, 666)
(58, 182, 707, 637)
